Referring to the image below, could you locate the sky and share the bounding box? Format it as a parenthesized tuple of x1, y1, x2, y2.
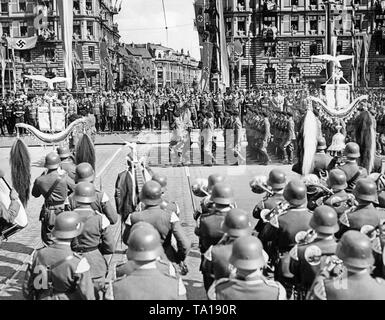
(116, 0, 201, 60)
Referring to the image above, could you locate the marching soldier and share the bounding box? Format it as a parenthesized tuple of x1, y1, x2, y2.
(72, 182, 115, 299)
(32, 152, 75, 245)
(65, 163, 118, 225)
(105, 225, 186, 300)
(57, 146, 76, 181)
(213, 92, 224, 129)
(252, 168, 287, 233)
(338, 178, 384, 237)
(258, 179, 312, 298)
(332, 142, 368, 192)
(151, 173, 180, 216)
(123, 181, 191, 265)
(313, 137, 332, 178)
(307, 231, 385, 300)
(202, 208, 252, 289)
(195, 182, 235, 291)
(5, 96, 15, 135)
(207, 236, 286, 300)
(281, 112, 295, 165)
(256, 111, 271, 166)
(289, 205, 339, 299)
(23, 211, 95, 300)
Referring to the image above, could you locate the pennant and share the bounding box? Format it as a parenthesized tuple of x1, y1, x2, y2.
(0, 46, 5, 98)
(200, 42, 213, 91)
(269, 214, 279, 228)
(289, 245, 298, 261)
(6, 36, 38, 50)
(215, 0, 230, 89)
(339, 212, 350, 227)
(363, 33, 372, 88)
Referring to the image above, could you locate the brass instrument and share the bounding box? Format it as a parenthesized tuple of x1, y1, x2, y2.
(260, 201, 291, 224)
(250, 175, 274, 196)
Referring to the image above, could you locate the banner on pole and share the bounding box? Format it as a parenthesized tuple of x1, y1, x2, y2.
(200, 42, 213, 91)
(216, 0, 230, 88)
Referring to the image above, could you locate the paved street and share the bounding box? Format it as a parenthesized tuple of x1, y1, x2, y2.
(0, 133, 299, 300)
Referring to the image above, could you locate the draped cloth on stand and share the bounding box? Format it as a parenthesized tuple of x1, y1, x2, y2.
(57, 0, 73, 89)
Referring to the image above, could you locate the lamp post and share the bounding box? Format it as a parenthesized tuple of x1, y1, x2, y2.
(323, 0, 336, 80)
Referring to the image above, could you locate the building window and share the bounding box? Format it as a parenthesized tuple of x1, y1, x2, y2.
(289, 41, 301, 56)
(86, 0, 93, 13)
(19, 50, 31, 62)
(20, 22, 28, 37)
(310, 0, 317, 5)
(289, 67, 300, 83)
(18, 0, 26, 12)
(265, 67, 276, 84)
(87, 22, 94, 39)
(337, 40, 343, 54)
(291, 16, 299, 32)
(237, 0, 245, 10)
(2, 23, 10, 37)
(309, 16, 318, 32)
(73, 0, 80, 13)
(44, 48, 56, 62)
(0, 0, 8, 13)
(310, 40, 323, 55)
(88, 46, 95, 61)
(291, 0, 299, 5)
(226, 18, 232, 36)
(264, 42, 276, 57)
(73, 22, 81, 39)
(237, 18, 246, 36)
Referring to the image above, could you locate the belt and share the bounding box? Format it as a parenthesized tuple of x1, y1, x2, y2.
(45, 203, 65, 210)
(73, 246, 99, 253)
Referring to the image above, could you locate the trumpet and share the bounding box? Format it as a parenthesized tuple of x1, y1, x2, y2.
(250, 175, 274, 196)
(260, 201, 291, 223)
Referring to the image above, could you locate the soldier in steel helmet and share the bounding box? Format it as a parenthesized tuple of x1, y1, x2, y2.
(333, 142, 368, 192)
(32, 152, 76, 245)
(23, 211, 95, 300)
(207, 236, 286, 300)
(307, 230, 385, 300)
(289, 205, 339, 299)
(151, 173, 180, 217)
(258, 179, 313, 298)
(71, 182, 115, 299)
(338, 178, 384, 237)
(65, 162, 118, 225)
(201, 208, 252, 291)
(195, 182, 235, 291)
(57, 146, 76, 181)
(312, 137, 332, 179)
(252, 168, 287, 233)
(105, 225, 186, 300)
(123, 180, 191, 266)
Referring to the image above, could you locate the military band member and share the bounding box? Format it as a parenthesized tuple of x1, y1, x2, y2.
(307, 231, 385, 300)
(32, 152, 75, 245)
(151, 173, 180, 216)
(256, 111, 271, 166)
(207, 236, 286, 300)
(289, 205, 339, 299)
(313, 137, 332, 178)
(23, 211, 95, 300)
(281, 112, 295, 165)
(105, 225, 186, 300)
(253, 168, 287, 233)
(65, 163, 118, 225)
(57, 146, 76, 181)
(72, 182, 115, 299)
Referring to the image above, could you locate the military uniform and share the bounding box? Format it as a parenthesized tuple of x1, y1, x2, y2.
(253, 191, 285, 233)
(125, 206, 191, 263)
(0, 100, 6, 135)
(66, 189, 118, 225)
(32, 170, 75, 245)
(337, 160, 367, 192)
(313, 151, 332, 177)
(208, 275, 286, 300)
(322, 190, 351, 217)
(133, 98, 146, 130)
(23, 242, 95, 300)
(5, 99, 15, 135)
(72, 207, 115, 296)
(104, 97, 116, 132)
(60, 158, 76, 181)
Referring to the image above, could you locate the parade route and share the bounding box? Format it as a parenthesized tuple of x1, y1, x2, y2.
(0, 134, 298, 300)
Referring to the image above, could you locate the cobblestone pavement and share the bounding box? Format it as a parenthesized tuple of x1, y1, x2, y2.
(0, 134, 298, 300)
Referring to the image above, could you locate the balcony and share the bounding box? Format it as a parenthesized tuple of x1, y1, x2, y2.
(308, 29, 318, 35)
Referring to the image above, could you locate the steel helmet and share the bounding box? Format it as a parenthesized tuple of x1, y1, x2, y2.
(75, 162, 95, 183)
(229, 236, 268, 270)
(45, 152, 61, 170)
(207, 174, 225, 192)
(310, 205, 339, 234)
(139, 181, 162, 206)
(210, 183, 234, 205)
(267, 169, 286, 190)
(344, 142, 360, 159)
(353, 178, 379, 204)
(283, 180, 307, 206)
(126, 226, 163, 261)
(74, 182, 96, 204)
(152, 173, 167, 192)
(327, 169, 348, 191)
(336, 230, 374, 269)
(222, 208, 251, 237)
(52, 211, 83, 240)
(57, 146, 71, 159)
(317, 137, 327, 150)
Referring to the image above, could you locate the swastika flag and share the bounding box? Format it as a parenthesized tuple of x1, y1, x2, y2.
(6, 36, 38, 50)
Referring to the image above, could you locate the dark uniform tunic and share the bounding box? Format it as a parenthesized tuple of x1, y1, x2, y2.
(60, 158, 76, 181)
(337, 160, 368, 192)
(313, 152, 332, 177)
(23, 242, 95, 300)
(253, 191, 285, 233)
(208, 275, 286, 300)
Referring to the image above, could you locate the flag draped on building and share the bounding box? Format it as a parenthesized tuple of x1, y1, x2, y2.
(0, 46, 5, 98)
(201, 42, 213, 91)
(216, 0, 230, 88)
(6, 36, 38, 50)
(73, 43, 89, 91)
(363, 33, 372, 88)
(100, 41, 114, 90)
(57, 0, 73, 90)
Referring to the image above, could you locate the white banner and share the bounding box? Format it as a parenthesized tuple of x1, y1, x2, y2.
(38, 106, 65, 132)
